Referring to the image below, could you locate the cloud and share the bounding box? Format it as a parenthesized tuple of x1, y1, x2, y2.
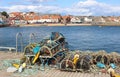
(0, 7, 8, 11)
(63, 8, 92, 16)
(2, 5, 62, 13)
(72, 0, 120, 16)
(26, 0, 54, 4)
(1, 0, 120, 16)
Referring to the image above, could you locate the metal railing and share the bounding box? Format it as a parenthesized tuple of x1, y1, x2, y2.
(29, 33, 36, 44)
(0, 46, 16, 51)
(16, 32, 23, 54)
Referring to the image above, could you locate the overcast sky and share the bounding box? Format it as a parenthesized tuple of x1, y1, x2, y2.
(0, 0, 120, 16)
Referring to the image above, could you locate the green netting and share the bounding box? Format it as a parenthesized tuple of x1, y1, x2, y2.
(3, 59, 20, 66)
(13, 65, 39, 77)
(0, 59, 40, 77)
(0, 59, 20, 70)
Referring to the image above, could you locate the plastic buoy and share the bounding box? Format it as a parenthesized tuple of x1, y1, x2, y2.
(108, 67, 115, 74)
(110, 63, 116, 69)
(22, 63, 26, 68)
(97, 62, 105, 68)
(12, 63, 20, 69)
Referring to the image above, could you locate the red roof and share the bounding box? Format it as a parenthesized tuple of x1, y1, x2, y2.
(34, 16, 40, 20)
(9, 15, 24, 20)
(62, 15, 71, 20)
(41, 15, 50, 19)
(10, 12, 23, 16)
(50, 15, 61, 19)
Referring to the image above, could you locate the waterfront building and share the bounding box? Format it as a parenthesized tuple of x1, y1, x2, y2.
(84, 16, 93, 23)
(24, 12, 40, 24)
(9, 15, 26, 25)
(9, 12, 23, 17)
(71, 16, 82, 23)
(92, 16, 105, 25)
(50, 14, 62, 23)
(8, 12, 26, 25)
(39, 15, 51, 23)
(62, 15, 71, 24)
(109, 16, 119, 22)
(101, 17, 106, 22)
(36, 14, 62, 23)
(7, 12, 120, 26)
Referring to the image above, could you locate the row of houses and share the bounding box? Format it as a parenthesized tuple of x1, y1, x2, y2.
(9, 12, 95, 25)
(71, 16, 93, 23)
(71, 16, 120, 24)
(9, 12, 64, 25)
(5, 12, 120, 25)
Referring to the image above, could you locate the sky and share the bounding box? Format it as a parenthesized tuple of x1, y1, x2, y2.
(0, 0, 120, 16)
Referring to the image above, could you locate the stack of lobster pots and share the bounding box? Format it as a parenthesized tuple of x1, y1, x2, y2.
(60, 50, 120, 73)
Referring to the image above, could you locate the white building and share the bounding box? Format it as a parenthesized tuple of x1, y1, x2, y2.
(51, 19, 59, 23)
(71, 17, 82, 23)
(114, 19, 119, 22)
(101, 17, 106, 22)
(84, 17, 93, 22)
(38, 19, 52, 23)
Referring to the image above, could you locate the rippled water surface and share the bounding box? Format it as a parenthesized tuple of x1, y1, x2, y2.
(0, 26, 120, 53)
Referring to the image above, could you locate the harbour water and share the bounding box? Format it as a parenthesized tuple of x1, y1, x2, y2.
(0, 26, 120, 53)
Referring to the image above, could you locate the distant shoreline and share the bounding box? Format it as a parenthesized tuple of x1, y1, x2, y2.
(12, 23, 120, 27)
(19, 23, 92, 27)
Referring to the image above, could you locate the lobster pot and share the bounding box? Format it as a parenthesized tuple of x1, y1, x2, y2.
(60, 53, 76, 71)
(39, 32, 68, 57)
(60, 53, 92, 72)
(23, 32, 68, 65)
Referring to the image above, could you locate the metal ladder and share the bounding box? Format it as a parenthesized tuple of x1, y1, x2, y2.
(29, 33, 36, 44)
(16, 32, 23, 54)
(16, 32, 37, 54)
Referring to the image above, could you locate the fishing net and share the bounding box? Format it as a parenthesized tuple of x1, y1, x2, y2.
(0, 59, 40, 77)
